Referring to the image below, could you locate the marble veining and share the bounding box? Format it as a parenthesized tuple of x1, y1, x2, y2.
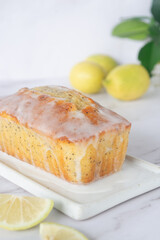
(0, 79, 159, 240)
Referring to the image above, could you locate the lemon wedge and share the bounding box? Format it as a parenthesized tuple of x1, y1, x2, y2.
(40, 222, 88, 240)
(0, 194, 54, 230)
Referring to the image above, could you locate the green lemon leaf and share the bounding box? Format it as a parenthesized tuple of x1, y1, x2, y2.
(151, 0, 160, 23)
(138, 41, 160, 74)
(112, 19, 150, 40)
(149, 19, 160, 43)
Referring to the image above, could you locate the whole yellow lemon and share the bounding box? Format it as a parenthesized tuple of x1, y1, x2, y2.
(70, 61, 105, 94)
(86, 54, 117, 74)
(103, 64, 150, 101)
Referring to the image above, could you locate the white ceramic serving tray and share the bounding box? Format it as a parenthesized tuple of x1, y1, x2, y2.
(0, 151, 159, 220)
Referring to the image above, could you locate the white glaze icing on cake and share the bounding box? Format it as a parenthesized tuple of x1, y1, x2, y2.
(0, 86, 130, 142)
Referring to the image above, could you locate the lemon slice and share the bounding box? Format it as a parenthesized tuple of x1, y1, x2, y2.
(0, 194, 54, 230)
(40, 222, 88, 240)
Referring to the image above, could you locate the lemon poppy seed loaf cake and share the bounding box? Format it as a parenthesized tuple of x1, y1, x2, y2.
(0, 86, 131, 184)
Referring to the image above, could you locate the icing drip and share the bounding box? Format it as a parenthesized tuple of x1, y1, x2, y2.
(74, 155, 82, 182)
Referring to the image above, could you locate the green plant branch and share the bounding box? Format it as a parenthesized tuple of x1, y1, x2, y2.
(111, 0, 160, 74)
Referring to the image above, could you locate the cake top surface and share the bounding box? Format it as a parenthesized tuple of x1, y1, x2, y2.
(0, 86, 130, 142)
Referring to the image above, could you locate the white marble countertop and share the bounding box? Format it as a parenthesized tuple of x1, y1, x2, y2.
(0, 79, 159, 240)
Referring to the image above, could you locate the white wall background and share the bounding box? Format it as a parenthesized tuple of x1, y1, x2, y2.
(0, 0, 151, 82)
